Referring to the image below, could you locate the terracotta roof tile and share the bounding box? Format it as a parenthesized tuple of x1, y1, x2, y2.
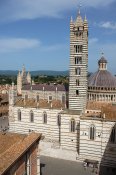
(86, 101, 111, 110)
(0, 132, 41, 175)
(15, 98, 66, 109)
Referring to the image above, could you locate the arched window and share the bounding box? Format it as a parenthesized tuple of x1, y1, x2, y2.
(57, 114, 61, 126)
(70, 119, 75, 132)
(110, 127, 116, 143)
(62, 95, 65, 104)
(43, 112, 47, 124)
(90, 125, 95, 140)
(30, 111, 34, 122)
(18, 109, 21, 121)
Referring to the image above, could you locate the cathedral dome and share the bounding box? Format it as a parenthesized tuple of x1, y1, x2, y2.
(88, 70, 116, 88)
(88, 56, 116, 88)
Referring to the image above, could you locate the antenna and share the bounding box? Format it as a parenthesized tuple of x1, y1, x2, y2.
(101, 48, 104, 56)
(78, 3, 82, 15)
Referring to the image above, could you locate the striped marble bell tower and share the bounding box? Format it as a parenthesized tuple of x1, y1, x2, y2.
(69, 9, 88, 113)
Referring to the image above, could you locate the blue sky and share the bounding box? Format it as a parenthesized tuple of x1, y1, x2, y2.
(0, 0, 116, 74)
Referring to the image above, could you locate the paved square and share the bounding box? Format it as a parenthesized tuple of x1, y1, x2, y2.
(40, 156, 98, 175)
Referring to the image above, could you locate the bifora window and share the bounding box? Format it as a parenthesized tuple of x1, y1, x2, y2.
(75, 57, 82, 64)
(110, 127, 116, 143)
(18, 109, 21, 121)
(43, 112, 47, 124)
(74, 45, 82, 53)
(90, 125, 95, 140)
(70, 119, 75, 132)
(30, 110, 34, 122)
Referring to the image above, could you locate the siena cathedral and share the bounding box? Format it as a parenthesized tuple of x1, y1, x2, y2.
(9, 9, 116, 171)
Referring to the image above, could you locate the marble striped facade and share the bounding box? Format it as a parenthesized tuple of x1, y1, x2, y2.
(9, 107, 80, 152)
(80, 117, 116, 167)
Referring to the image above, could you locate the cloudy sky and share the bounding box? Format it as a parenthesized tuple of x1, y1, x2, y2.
(0, 0, 116, 74)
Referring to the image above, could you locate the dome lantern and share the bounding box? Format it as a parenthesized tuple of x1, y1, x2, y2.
(98, 54, 107, 71)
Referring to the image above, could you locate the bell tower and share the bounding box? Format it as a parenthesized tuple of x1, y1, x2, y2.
(69, 9, 88, 112)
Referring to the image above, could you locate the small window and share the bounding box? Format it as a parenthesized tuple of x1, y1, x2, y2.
(57, 114, 61, 126)
(110, 127, 115, 143)
(76, 90, 79, 96)
(70, 119, 75, 132)
(43, 112, 47, 124)
(75, 68, 81, 75)
(76, 79, 79, 86)
(48, 96, 52, 103)
(25, 94, 28, 100)
(30, 111, 34, 122)
(18, 109, 21, 121)
(62, 95, 65, 103)
(90, 125, 95, 140)
(37, 95, 39, 102)
(74, 45, 78, 53)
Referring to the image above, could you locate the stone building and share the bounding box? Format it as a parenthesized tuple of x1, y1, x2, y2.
(9, 9, 116, 172)
(0, 132, 41, 175)
(88, 56, 116, 103)
(69, 10, 88, 112)
(17, 65, 31, 95)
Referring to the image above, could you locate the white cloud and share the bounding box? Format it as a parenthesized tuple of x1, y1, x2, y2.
(89, 38, 98, 44)
(0, 0, 115, 22)
(100, 22, 116, 29)
(0, 37, 67, 53)
(0, 38, 40, 52)
(42, 44, 67, 52)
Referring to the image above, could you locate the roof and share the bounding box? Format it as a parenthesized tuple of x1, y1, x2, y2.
(86, 101, 111, 110)
(0, 94, 9, 116)
(101, 105, 116, 121)
(15, 98, 66, 109)
(22, 84, 66, 92)
(0, 106, 9, 115)
(83, 103, 116, 121)
(75, 10, 83, 25)
(88, 70, 116, 88)
(0, 132, 41, 175)
(0, 94, 8, 103)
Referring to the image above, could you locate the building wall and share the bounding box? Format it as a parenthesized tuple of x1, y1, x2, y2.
(9, 107, 80, 152)
(4, 142, 39, 175)
(88, 90, 116, 102)
(22, 89, 66, 103)
(79, 119, 116, 167)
